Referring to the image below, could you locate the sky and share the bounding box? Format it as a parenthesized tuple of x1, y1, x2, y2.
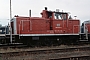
(0, 0, 90, 26)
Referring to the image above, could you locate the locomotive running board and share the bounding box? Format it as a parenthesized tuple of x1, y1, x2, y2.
(19, 34, 79, 36)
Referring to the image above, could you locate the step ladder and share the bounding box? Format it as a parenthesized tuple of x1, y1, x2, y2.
(5, 35, 16, 43)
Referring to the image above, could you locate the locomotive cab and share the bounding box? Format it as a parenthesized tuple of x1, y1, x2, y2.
(41, 7, 80, 34)
(41, 7, 68, 20)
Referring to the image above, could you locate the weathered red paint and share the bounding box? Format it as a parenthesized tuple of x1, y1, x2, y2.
(11, 8, 80, 34)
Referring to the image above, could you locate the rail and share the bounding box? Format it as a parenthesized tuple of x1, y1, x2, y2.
(0, 44, 90, 53)
(0, 45, 90, 60)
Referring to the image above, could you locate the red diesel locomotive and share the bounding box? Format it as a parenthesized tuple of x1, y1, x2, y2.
(9, 7, 82, 46)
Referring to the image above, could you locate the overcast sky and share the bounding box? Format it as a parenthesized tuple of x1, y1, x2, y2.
(0, 0, 90, 26)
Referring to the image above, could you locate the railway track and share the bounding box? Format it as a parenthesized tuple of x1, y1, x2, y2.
(0, 44, 90, 52)
(0, 43, 28, 49)
(0, 44, 90, 60)
(0, 44, 90, 54)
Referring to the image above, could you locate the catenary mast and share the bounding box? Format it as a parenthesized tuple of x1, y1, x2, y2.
(10, 0, 12, 43)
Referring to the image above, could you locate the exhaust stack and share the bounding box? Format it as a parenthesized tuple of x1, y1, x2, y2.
(45, 7, 47, 10)
(29, 10, 31, 17)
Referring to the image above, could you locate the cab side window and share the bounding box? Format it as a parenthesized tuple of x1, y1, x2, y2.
(54, 13, 67, 20)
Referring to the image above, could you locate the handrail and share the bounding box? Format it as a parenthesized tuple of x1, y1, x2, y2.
(21, 20, 32, 31)
(19, 24, 20, 39)
(85, 26, 88, 39)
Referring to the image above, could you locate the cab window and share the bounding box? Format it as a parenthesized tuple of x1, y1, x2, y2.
(54, 13, 67, 20)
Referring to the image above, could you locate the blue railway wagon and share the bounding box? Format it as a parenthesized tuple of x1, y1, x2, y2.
(0, 26, 9, 34)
